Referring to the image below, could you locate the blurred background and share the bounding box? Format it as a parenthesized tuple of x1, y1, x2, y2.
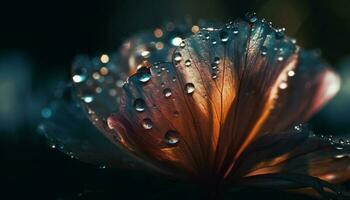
(1, 0, 350, 199)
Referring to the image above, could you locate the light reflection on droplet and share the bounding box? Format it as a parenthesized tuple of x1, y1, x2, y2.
(334, 154, 346, 159)
(185, 83, 195, 94)
(163, 88, 172, 98)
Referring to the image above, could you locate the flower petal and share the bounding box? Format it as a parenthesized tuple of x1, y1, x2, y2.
(87, 19, 340, 181)
(38, 84, 141, 169)
(232, 131, 350, 184)
(229, 131, 350, 198)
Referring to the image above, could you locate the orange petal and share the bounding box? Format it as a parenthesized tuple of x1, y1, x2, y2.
(80, 19, 340, 183)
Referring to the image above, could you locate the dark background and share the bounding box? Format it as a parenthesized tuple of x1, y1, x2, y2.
(1, 0, 350, 199)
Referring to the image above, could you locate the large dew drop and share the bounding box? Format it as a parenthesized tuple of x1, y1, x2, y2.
(164, 130, 179, 145)
(214, 57, 220, 65)
(245, 12, 257, 23)
(185, 83, 195, 94)
(219, 30, 229, 43)
(134, 98, 146, 112)
(174, 52, 182, 62)
(137, 67, 151, 83)
(163, 88, 172, 98)
(185, 59, 191, 67)
(142, 118, 153, 130)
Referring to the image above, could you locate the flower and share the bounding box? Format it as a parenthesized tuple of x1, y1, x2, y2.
(43, 16, 350, 199)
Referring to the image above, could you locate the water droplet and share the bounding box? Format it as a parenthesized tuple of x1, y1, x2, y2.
(134, 98, 146, 112)
(334, 154, 346, 159)
(220, 30, 229, 42)
(173, 111, 179, 117)
(164, 130, 179, 145)
(336, 146, 344, 150)
(185, 59, 192, 67)
(137, 67, 151, 83)
(174, 52, 182, 62)
(261, 46, 268, 56)
(339, 139, 345, 145)
(142, 118, 153, 130)
(139, 73, 151, 83)
(163, 88, 172, 98)
(277, 56, 284, 61)
(211, 39, 217, 45)
(233, 27, 239, 35)
(212, 73, 217, 79)
(245, 12, 257, 23)
(180, 41, 186, 48)
(82, 96, 94, 103)
(214, 57, 220, 65)
(185, 83, 195, 94)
